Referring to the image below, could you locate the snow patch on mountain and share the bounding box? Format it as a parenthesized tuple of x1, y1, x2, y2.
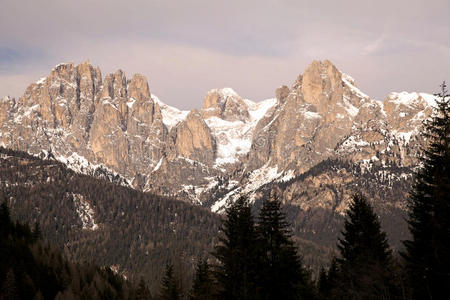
(392, 130, 415, 145)
(342, 73, 370, 99)
(55, 152, 133, 187)
(126, 97, 136, 109)
(211, 161, 288, 213)
(70, 193, 98, 230)
(151, 94, 189, 130)
(338, 135, 369, 152)
(205, 97, 277, 166)
(216, 87, 240, 99)
(387, 92, 437, 108)
(36, 77, 46, 85)
(153, 157, 163, 172)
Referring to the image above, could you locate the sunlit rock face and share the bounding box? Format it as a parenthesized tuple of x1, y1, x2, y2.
(0, 59, 437, 245)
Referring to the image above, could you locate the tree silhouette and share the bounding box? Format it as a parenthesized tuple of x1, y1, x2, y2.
(335, 193, 393, 299)
(189, 259, 216, 300)
(317, 257, 339, 299)
(213, 196, 259, 300)
(402, 82, 450, 299)
(257, 196, 314, 299)
(136, 278, 152, 300)
(159, 263, 181, 300)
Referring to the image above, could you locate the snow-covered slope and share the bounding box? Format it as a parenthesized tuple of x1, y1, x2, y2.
(203, 92, 276, 166)
(152, 94, 189, 130)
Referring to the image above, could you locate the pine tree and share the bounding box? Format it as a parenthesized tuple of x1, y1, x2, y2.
(33, 222, 41, 241)
(402, 82, 450, 299)
(336, 193, 393, 299)
(256, 196, 314, 299)
(213, 196, 259, 300)
(1, 269, 20, 300)
(317, 267, 328, 296)
(317, 257, 339, 299)
(0, 200, 11, 236)
(159, 263, 181, 300)
(189, 259, 215, 300)
(136, 278, 152, 300)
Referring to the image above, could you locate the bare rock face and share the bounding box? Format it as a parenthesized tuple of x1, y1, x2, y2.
(275, 85, 290, 103)
(128, 74, 151, 102)
(300, 60, 346, 113)
(169, 109, 216, 164)
(0, 59, 439, 249)
(0, 62, 168, 181)
(201, 88, 250, 122)
(247, 60, 367, 173)
(0, 96, 14, 126)
(0, 59, 437, 224)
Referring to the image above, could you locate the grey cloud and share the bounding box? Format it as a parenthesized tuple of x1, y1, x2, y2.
(0, 0, 448, 107)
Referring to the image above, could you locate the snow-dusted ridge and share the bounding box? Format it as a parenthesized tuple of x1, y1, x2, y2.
(386, 91, 437, 108)
(31, 150, 133, 187)
(342, 73, 370, 100)
(211, 161, 294, 213)
(151, 94, 189, 130)
(204, 88, 277, 166)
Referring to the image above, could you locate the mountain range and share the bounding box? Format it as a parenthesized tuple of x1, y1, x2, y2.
(0, 59, 437, 248)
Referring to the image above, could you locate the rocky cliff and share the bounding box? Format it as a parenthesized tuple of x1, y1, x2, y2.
(0, 59, 437, 246)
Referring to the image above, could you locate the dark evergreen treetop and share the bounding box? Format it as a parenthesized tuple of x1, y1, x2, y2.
(403, 82, 450, 300)
(257, 196, 315, 300)
(136, 278, 153, 300)
(189, 259, 216, 300)
(213, 196, 259, 300)
(338, 193, 391, 265)
(159, 263, 181, 300)
(332, 193, 395, 299)
(257, 196, 293, 251)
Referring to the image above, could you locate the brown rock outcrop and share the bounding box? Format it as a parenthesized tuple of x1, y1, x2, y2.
(170, 109, 216, 163)
(201, 88, 250, 122)
(0, 59, 436, 213)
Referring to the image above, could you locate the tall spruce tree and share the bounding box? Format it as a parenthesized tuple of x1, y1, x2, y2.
(402, 82, 450, 299)
(317, 257, 339, 300)
(213, 196, 259, 300)
(256, 196, 314, 300)
(159, 263, 181, 300)
(335, 193, 393, 299)
(136, 278, 152, 300)
(189, 259, 216, 300)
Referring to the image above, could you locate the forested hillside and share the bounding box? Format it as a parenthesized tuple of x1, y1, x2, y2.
(0, 147, 221, 294)
(0, 201, 146, 299)
(256, 157, 412, 249)
(1, 146, 336, 294)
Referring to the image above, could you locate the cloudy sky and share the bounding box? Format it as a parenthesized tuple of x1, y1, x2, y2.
(1, 0, 449, 109)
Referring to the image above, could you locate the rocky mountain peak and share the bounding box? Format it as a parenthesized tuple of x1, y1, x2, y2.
(0, 96, 14, 125)
(101, 69, 127, 100)
(275, 85, 290, 103)
(0, 59, 439, 217)
(1, 59, 442, 266)
(169, 109, 216, 163)
(0, 95, 11, 103)
(298, 60, 346, 114)
(128, 74, 151, 102)
(201, 88, 250, 122)
(49, 62, 76, 79)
